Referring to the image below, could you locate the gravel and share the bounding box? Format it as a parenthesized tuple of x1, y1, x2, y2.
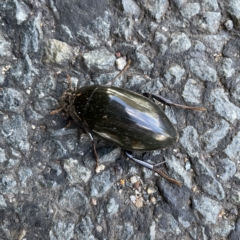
(0, 1, 239, 239)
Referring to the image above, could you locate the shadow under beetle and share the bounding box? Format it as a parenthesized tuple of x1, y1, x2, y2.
(51, 60, 206, 186)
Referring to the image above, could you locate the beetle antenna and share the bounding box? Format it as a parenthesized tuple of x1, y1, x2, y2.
(152, 167, 182, 186)
(106, 59, 131, 85)
(67, 74, 73, 90)
(50, 107, 64, 115)
(125, 152, 182, 186)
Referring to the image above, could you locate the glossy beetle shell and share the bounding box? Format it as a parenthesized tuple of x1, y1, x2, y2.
(62, 85, 178, 151)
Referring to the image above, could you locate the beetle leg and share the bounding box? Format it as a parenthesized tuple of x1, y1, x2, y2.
(66, 74, 73, 90)
(86, 130, 100, 172)
(50, 107, 64, 115)
(64, 119, 73, 128)
(125, 152, 182, 187)
(143, 93, 206, 111)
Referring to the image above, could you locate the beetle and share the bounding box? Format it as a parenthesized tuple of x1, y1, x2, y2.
(51, 61, 206, 186)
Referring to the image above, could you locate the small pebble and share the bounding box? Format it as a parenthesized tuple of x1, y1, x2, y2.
(224, 20, 233, 31)
(185, 161, 191, 171)
(91, 198, 97, 205)
(95, 164, 105, 173)
(135, 197, 144, 208)
(150, 196, 157, 204)
(147, 187, 155, 195)
(116, 57, 127, 70)
(130, 195, 136, 203)
(130, 175, 139, 184)
(96, 225, 103, 232)
(119, 179, 125, 186)
(133, 181, 141, 190)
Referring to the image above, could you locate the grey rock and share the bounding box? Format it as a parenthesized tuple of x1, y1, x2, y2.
(113, 17, 134, 41)
(170, 32, 191, 53)
(212, 219, 235, 238)
(182, 78, 204, 104)
(0, 147, 7, 164)
(203, 35, 229, 53)
(60, 25, 74, 39)
(192, 195, 222, 224)
(10, 55, 38, 89)
(115, 223, 134, 240)
(13, 0, 31, 24)
(63, 158, 92, 183)
(140, 77, 163, 94)
(0, 173, 17, 194)
(143, 0, 169, 23)
(33, 75, 57, 99)
(7, 158, 20, 169)
(90, 170, 115, 197)
(210, 88, 240, 123)
(43, 39, 74, 67)
(106, 198, 119, 215)
(82, 48, 116, 71)
(228, 0, 240, 28)
(164, 65, 185, 88)
(187, 58, 217, 82)
(180, 3, 200, 19)
(224, 131, 240, 162)
(171, 0, 187, 8)
(164, 155, 192, 188)
(158, 44, 168, 55)
(202, 0, 219, 12)
(154, 32, 167, 43)
(1, 114, 29, 153)
(134, 52, 154, 72)
(0, 72, 5, 85)
(92, 12, 111, 42)
(92, 71, 124, 86)
(201, 119, 230, 152)
(229, 218, 240, 240)
(99, 148, 121, 165)
(231, 75, 240, 102)
(34, 96, 59, 115)
(192, 159, 225, 200)
(180, 126, 200, 158)
(25, 105, 44, 121)
(194, 41, 206, 52)
(18, 167, 33, 187)
(0, 33, 12, 58)
(58, 187, 88, 210)
(218, 58, 235, 78)
(76, 27, 101, 48)
(165, 101, 177, 125)
(225, 19, 234, 30)
(231, 186, 240, 205)
(49, 221, 75, 240)
(185, 161, 191, 171)
(223, 38, 240, 61)
(149, 221, 156, 240)
(218, 158, 236, 181)
(0, 194, 7, 209)
(75, 216, 94, 240)
(198, 12, 221, 34)
(20, 12, 42, 55)
(124, 75, 147, 91)
(115, 0, 141, 19)
(159, 212, 181, 234)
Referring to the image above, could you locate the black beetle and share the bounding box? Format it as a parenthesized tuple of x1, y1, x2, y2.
(51, 61, 205, 186)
